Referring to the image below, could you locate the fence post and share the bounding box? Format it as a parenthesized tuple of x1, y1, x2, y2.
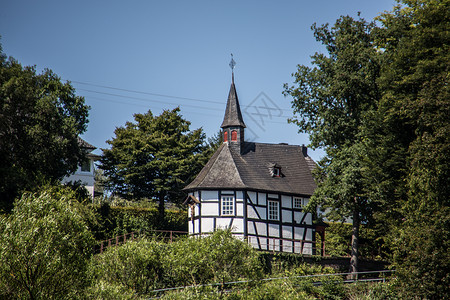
(100, 241, 103, 254)
(170, 231, 173, 243)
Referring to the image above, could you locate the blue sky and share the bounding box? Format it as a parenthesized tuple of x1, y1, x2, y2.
(1, 0, 396, 162)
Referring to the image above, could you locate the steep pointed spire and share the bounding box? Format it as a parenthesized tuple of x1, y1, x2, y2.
(221, 55, 246, 129)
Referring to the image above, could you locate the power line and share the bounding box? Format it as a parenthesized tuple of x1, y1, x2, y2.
(87, 96, 293, 126)
(72, 80, 224, 105)
(71, 80, 295, 113)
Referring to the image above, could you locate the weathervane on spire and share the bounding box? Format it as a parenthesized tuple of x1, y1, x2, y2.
(229, 53, 236, 72)
(229, 53, 236, 83)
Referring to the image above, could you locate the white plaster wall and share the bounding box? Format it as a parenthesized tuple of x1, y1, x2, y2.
(201, 190, 218, 201)
(247, 222, 255, 235)
(194, 204, 200, 216)
(248, 191, 257, 203)
(303, 228, 313, 255)
(201, 217, 214, 233)
(193, 219, 200, 234)
(230, 218, 243, 232)
(303, 213, 312, 224)
(215, 217, 233, 229)
(256, 207, 266, 219)
(281, 195, 292, 208)
(236, 202, 244, 217)
(282, 225, 293, 239)
(294, 211, 307, 224)
(255, 222, 267, 236)
(268, 193, 278, 199)
(282, 209, 292, 223)
(294, 227, 305, 240)
(283, 241, 293, 253)
(202, 202, 218, 216)
(268, 224, 279, 237)
(258, 192, 266, 206)
(248, 205, 258, 219)
(267, 238, 280, 251)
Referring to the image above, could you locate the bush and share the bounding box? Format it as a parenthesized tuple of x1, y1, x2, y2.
(0, 187, 96, 299)
(91, 201, 188, 241)
(89, 230, 263, 297)
(163, 230, 263, 287)
(89, 239, 166, 294)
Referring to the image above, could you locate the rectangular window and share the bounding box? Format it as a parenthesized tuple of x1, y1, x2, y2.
(268, 200, 279, 220)
(294, 197, 307, 209)
(81, 160, 91, 172)
(221, 196, 234, 216)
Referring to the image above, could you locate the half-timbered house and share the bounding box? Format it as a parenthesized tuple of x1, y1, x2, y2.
(184, 72, 318, 254)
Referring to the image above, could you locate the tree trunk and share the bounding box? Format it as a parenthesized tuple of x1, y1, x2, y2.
(158, 193, 165, 226)
(350, 206, 360, 280)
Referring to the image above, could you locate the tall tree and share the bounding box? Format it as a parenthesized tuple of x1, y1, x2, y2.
(0, 43, 90, 210)
(100, 107, 209, 221)
(283, 15, 381, 276)
(375, 0, 449, 297)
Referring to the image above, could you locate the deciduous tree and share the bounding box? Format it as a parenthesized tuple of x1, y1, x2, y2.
(375, 0, 450, 297)
(283, 15, 381, 276)
(0, 43, 89, 210)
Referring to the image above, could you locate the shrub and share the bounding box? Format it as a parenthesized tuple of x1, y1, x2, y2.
(0, 187, 96, 299)
(89, 239, 166, 295)
(162, 230, 263, 287)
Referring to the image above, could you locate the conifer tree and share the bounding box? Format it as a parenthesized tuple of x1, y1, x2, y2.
(100, 108, 209, 221)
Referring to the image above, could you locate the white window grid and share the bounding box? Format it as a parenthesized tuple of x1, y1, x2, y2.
(268, 200, 279, 220)
(294, 197, 308, 209)
(221, 196, 234, 216)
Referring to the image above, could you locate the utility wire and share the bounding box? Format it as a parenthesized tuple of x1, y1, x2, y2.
(71, 79, 295, 113)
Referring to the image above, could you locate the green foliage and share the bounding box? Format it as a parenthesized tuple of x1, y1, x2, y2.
(162, 230, 263, 287)
(90, 230, 263, 297)
(85, 280, 139, 300)
(373, 1, 450, 297)
(284, 14, 383, 274)
(0, 187, 95, 299)
(392, 207, 450, 298)
(100, 107, 211, 220)
(0, 45, 89, 210)
(89, 239, 166, 294)
(345, 280, 400, 300)
(91, 201, 187, 240)
(285, 0, 449, 286)
(316, 223, 383, 259)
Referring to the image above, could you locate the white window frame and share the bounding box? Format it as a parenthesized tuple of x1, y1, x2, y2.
(268, 200, 279, 220)
(221, 196, 234, 216)
(294, 197, 307, 209)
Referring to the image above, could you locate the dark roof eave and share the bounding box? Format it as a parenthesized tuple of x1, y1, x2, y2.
(183, 186, 314, 197)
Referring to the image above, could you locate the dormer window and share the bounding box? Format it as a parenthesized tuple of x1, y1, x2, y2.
(273, 167, 281, 177)
(268, 163, 282, 177)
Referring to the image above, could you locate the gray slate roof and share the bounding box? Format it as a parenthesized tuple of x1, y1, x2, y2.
(185, 142, 317, 196)
(77, 137, 96, 151)
(220, 78, 246, 128)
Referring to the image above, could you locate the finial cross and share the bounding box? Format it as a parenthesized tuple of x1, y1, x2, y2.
(229, 53, 236, 71)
